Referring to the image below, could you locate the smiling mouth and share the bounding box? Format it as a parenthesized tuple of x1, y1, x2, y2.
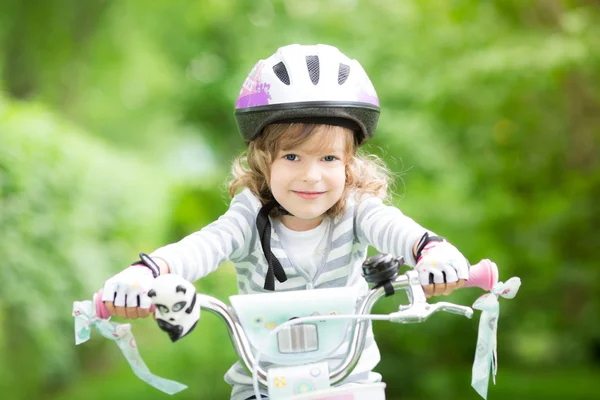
(292, 191, 326, 199)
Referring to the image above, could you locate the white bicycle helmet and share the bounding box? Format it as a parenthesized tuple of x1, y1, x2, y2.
(234, 44, 380, 145)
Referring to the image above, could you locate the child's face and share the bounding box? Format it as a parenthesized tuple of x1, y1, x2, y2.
(270, 126, 349, 229)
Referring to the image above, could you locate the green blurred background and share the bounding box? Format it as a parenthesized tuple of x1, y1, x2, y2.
(1, 0, 598, 399)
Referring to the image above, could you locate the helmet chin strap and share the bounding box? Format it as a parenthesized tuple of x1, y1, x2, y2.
(277, 203, 292, 216)
(256, 197, 291, 291)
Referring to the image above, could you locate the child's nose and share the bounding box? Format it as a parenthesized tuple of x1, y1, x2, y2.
(301, 162, 322, 183)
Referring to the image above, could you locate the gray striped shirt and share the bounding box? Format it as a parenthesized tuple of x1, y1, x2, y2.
(151, 188, 428, 395)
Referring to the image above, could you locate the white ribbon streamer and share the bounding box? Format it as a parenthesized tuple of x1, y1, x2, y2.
(72, 299, 187, 395)
(471, 276, 521, 399)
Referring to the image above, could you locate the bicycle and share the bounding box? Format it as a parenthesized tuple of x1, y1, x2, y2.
(73, 254, 520, 399)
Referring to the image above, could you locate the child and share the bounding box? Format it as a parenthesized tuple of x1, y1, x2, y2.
(102, 44, 469, 399)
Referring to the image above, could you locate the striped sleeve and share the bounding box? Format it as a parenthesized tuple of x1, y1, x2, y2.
(354, 196, 431, 266)
(150, 190, 257, 282)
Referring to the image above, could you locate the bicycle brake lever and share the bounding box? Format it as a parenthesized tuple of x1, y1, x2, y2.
(391, 270, 474, 323)
(389, 302, 473, 323)
(434, 302, 473, 318)
(389, 303, 435, 323)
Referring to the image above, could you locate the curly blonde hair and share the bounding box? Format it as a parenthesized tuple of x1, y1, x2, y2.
(228, 123, 392, 218)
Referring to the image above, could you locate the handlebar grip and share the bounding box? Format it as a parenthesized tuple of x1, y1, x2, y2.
(463, 259, 498, 291)
(94, 289, 156, 319)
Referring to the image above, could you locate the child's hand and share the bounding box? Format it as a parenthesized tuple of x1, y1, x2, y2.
(101, 265, 155, 319)
(415, 240, 469, 298)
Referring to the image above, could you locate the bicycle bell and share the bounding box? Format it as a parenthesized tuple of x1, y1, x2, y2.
(362, 254, 405, 296)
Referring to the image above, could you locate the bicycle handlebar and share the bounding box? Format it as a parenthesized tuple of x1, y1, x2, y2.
(93, 259, 498, 387)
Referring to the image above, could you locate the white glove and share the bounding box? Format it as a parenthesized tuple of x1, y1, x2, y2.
(101, 265, 155, 309)
(415, 240, 469, 286)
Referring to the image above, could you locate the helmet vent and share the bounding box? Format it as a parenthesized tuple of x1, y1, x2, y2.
(273, 62, 291, 85)
(338, 63, 350, 85)
(306, 55, 320, 85)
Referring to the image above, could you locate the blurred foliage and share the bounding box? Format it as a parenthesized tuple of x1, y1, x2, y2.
(1, 0, 599, 399)
(0, 96, 173, 398)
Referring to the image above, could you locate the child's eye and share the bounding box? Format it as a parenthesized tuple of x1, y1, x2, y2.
(323, 155, 338, 162)
(284, 154, 298, 161)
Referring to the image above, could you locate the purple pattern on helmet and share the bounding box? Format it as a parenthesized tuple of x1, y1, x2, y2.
(358, 91, 380, 107)
(235, 61, 272, 109)
(235, 83, 272, 109)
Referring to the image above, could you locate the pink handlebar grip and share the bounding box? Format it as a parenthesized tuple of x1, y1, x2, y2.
(463, 259, 498, 291)
(94, 289, 156, 319)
